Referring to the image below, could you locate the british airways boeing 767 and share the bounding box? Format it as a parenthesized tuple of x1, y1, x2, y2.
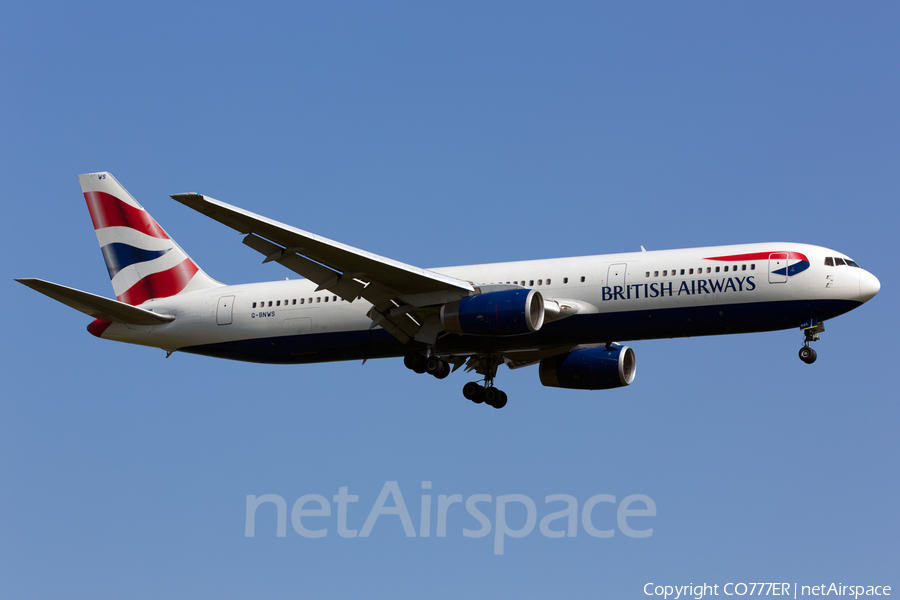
(17, 172, 880, 408)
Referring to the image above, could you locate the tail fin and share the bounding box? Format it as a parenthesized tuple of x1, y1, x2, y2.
(79, 172, 221, 305)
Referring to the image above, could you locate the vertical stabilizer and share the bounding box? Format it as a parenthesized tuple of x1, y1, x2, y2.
(79, 172, 221, 305)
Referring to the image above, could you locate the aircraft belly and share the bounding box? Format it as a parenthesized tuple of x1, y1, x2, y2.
(176, 298, 862, 364)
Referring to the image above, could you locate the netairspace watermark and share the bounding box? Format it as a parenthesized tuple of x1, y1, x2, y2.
(244, 480, 656, 555)
(644, 583, 892, 599)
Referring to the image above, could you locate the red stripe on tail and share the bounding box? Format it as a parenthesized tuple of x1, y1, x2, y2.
(84, 191, 169, 239)
(118, 258, 200, 305)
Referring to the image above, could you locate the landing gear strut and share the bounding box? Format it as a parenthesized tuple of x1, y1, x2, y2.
(799, 319, 824, 364)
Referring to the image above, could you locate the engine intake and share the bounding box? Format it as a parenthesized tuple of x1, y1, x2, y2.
(441, 289, 544, 336)
(539, 345, 636, 390)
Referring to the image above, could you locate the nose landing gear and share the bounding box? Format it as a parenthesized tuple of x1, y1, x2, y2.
(799, 318, 824, 364)
(799, 345, 817, 364)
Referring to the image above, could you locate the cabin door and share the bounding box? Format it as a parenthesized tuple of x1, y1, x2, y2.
(768, 253, 788, 284)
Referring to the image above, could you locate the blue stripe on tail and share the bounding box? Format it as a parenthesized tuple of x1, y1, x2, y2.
(100, 243, 170, 279)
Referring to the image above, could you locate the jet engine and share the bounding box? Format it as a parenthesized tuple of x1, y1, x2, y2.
(441, 289, 544, 336)
(539, 345, 636, 390)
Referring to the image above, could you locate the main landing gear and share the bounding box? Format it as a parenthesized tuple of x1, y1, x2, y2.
(799, 319, 825, 364)
(404, 351, 451, 379)
(462, 381, 508, 409)
(404, 351, 509, 409)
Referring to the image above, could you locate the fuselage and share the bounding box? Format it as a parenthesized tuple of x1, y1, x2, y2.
(92, 242, 879, 364)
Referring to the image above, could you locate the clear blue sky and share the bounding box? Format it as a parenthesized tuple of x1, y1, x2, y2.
(2, 2, 897, 598)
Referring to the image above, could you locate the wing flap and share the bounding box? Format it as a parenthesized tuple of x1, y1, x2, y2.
(16, 278, 175, 325)
(242, 234, 367, 302)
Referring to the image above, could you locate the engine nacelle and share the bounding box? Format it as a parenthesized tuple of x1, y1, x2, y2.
(441, 289, 544, 336)
(539, 346, 636, 390)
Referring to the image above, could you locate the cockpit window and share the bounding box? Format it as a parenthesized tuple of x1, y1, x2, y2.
(824, 257, 834, 267)
(834, 257, 846, 266)
(845, 259, 861, 268)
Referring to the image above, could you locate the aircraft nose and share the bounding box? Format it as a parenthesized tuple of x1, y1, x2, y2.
(859, 270, 880, 303)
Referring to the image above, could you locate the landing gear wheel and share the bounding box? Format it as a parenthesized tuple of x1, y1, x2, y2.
(426, 356, 447, 377)
(493, 391, 508, 409)
(484, 387, 502, 407)
(463, 382, 484, 403)
(799, 346, 817, 364)
(433, 361, 451, 379)
(404, 352, 427, 373)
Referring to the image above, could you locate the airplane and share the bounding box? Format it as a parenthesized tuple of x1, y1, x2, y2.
(17, 172, 880, 409)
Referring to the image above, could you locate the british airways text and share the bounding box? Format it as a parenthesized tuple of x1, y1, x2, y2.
(602, 276, 756, 302)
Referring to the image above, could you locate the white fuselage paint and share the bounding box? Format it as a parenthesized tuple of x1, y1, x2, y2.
(96, 242, 878, 360)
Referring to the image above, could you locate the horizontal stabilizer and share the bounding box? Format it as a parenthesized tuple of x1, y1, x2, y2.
(15, 278, 175, 325)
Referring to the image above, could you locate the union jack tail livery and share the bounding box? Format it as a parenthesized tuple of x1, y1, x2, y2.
(79, 172, 220, 305)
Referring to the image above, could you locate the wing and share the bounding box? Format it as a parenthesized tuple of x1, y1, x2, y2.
(16, 278, 175, 325)
(170, 193, 475, 342)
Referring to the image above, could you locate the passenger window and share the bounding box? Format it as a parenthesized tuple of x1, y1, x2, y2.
(564, 277, 569, 284)
(284, 299, 288, 305)
(733, 265, 737, 271)
(742, 264, 747, 271)
(333, 296, 337, 302)
(663, 270, 667, 276)
(689, 269, 693, 275)
(276, 300, 281, 306)
(546, 278, 551, 285)
(292, 299, 297, 305)
(268, 301, 273, 307)
(645, 272, 650, 278)
(324, 296, 329, 302)
(724, 266, 729, 272)
(317, 297, 321, 303)
(529, 280, 534, 286)
(252, 302, 257, 308)
(680, 269, 685, 275)
(715, 267, 720, 273)
(300, 298, 305, 304)
(580, 276, 585, 282)
(750, 264, 755, 270)
(654, 271, 659, 277)
(824, 257, 834, 266)
(538, 279, 543, 286)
